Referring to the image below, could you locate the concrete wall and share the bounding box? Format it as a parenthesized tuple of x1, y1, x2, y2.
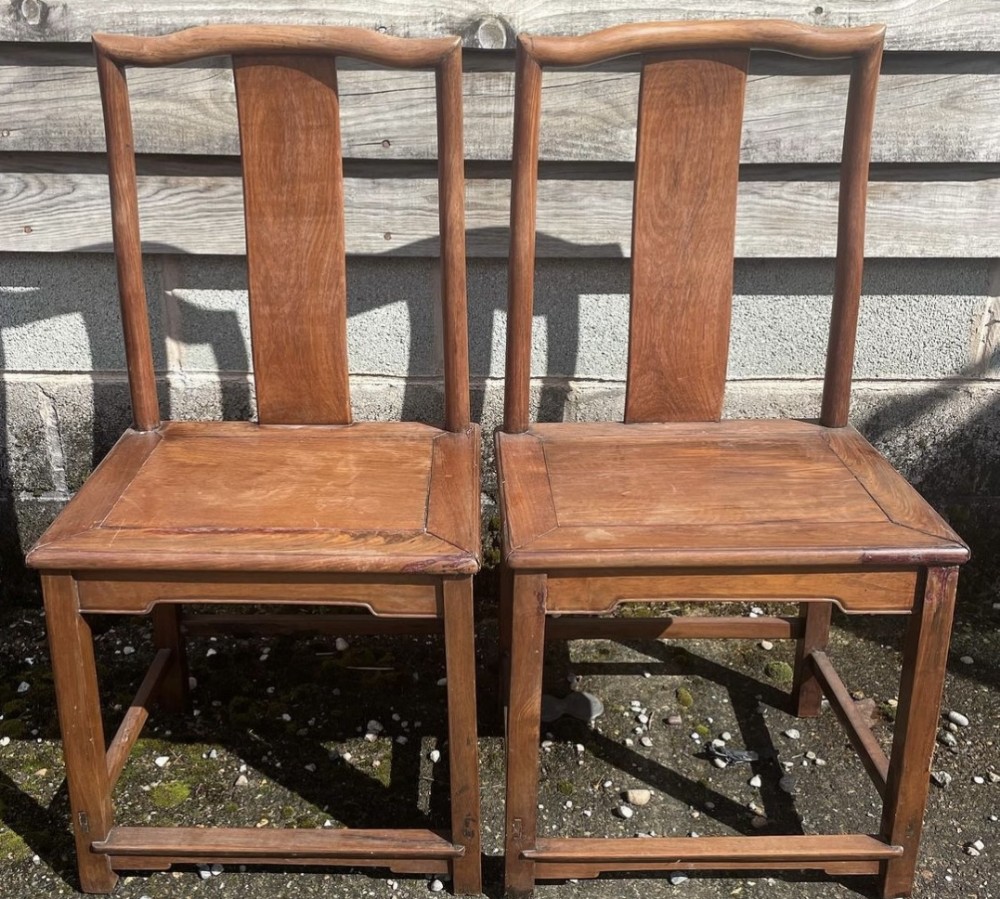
(3, 252, 998, 601)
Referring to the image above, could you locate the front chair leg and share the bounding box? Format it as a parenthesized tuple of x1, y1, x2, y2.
(879, 567, 958, 899)
(151, 603, 190, 714)
(791, 600, 832, 717)
(443, 577, 482, 894)
(503, 573, 546, 899)
(42, 574, 118, 893)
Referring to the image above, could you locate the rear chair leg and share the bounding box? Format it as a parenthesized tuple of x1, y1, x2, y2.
(503, 573, 546, 899)
(443, 577, 482, 894)
(792, 600, 832, 717)
(152, 603, 189, 713)
(498, 564, 514, 721)
(879, 567, 958, 899)
(42, 574, 118, 893)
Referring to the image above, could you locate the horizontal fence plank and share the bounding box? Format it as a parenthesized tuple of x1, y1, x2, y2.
(3, 172, 996, 257)
(1, 1, 998, 51)
(4, 64, 999, 164)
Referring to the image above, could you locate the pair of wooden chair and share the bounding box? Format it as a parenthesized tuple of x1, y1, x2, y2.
(27, 19, 966, 899)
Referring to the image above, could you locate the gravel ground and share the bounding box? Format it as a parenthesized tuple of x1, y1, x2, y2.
(1, 594, 997, 899)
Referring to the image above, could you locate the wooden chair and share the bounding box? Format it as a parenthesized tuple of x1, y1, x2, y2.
(27, 26, 481, 894)
(497, 20, 967, 899)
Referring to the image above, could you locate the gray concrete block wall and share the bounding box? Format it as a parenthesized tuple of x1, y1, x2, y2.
(2, 251, 999, 602)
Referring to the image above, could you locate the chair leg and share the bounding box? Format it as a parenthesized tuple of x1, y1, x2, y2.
(791, 600, 832, 717)
(151, 603, 190, 713)
(42, 574, 118, 893)
(443, 577, 482, 895)
(879, 567, 958, 899)
(498, 563, 514, 720)
(503, 573, 546, 899)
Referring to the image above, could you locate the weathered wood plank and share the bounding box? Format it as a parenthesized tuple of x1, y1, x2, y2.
(3, 65, 999, 163)
(1, 1, 997, 51)
(2, 171, 997, 257)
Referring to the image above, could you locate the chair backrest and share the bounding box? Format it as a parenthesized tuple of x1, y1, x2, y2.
(503, 20, 885, 432)
(94, 26, 470, 432)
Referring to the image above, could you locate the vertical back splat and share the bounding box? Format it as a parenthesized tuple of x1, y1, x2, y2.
(234, 55, 351, 424)
(625, 49, 749, 423)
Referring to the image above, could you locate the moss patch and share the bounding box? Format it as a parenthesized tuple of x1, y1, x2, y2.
(149, 781, 191, 809)
(764, 660, 794, 685)
(675, 686, 694, 709)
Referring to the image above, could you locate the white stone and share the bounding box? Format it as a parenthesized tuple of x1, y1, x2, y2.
(760, 641, 774, 651)
(16, 682, 29, 694)
(947, 710, 970, 727)
(429, 749, 441, 763)
(625, 789, 651, 806)
(640, 736, 653, 748)
(437, 677, 448, 686)
(721, 732, 733, 741)
(154, 756, 170, 768)
(210, 864, 223, 876)
(122, 646, 135, 655)
(637, 714, 649, 724)
(669, 873, 689, 885)
(574, 744, 585, 754)
(234, 774, 249, 786)
(205, 648, 217, 657)
(198, 865, 212, 880)
(783, 728, 801, 740)
(973, 776, 985, 784)
(960, 655, 974, 665)
(0, 737, 10, 747)
(335, 637, 349, 651)
(749, 775, 762, 788)
(429, 878, 445, 892)
(616, 805, 634, 819)
(712, 758, 728, 769)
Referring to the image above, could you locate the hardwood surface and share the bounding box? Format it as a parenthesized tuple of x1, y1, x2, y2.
(30, 422, 481, 574)
(496, 422, 967, 573)
(625, 49, 746, 422)
(33, 26, 482, 895)
(498, 20, 967, 899)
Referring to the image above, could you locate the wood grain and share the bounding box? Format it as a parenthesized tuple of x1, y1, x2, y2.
(543, 570, 920, 614)
(234, 55, 351, 424)
(625, 49, 747, 422)
(9, 65, 998, 163)
(5, 172, 997, 257)
(3, 2, 995, 50)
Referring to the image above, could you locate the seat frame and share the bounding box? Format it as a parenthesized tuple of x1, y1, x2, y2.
(29, 25, 481, 894)
(496, 20, 966, 899)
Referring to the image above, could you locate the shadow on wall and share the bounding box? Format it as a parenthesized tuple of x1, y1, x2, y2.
(1, 239, 998, 620)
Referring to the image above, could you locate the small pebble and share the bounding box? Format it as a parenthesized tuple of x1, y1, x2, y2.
(973, 839, 985, 851)
(334, 637, 349, 651)
(17, 682, 29, 694)
(973, 776, 985, 785)
(198, 865, 212, 880)
(205, 648, 217, 658)
(122, 646, 135, 655)
(640, 736, 653, 748)
(988, 772, 1000, 783)
(965, 845, 981, 857)
(0, 737, 10, 747)
(637, 714, 649, 725)
(939, 730, 958, 747)
(960, 655, 974, 665)
(234, 774, 249, 786)
(783, 728, 801, 740)
(210, 864, 223, 876)
(931, 771, 952, 788)
(304, 763, 316, 772)
(429, 878, 444, 892)
(805, 751, 817, 760)
(625, 789, 651, 806)
(616, 805, 634, 819)
(947, 711, 970, 728)
(436, 677, 447, 686)
(669, 873, 689, 885)
(720, 731, 732, 741)
(154, 756, 170, 768)
(624, 738, 634, 747)
(574, 743, 585, 754)
(751, 816, 769, 829)
(429, 749, 441, 763)
(759, 640, 774, 651)
(712, 758, 728, 769)
(666, 715, 683, 726)
(749, 775, 762, 788)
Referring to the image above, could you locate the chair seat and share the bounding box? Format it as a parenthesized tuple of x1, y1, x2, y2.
(29, 420, 481, 575)
(496, 420, 967, 570)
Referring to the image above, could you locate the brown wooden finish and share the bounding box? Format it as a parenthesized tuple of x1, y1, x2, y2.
(625, 48, 746, 422)
(543, 570, 921, 614)
(498, 21, 963, 899)
(524, 834, 902, 864)
(93, 52, 160, 432)
(235, 54, 350, 425)
(791, 601, 832, 717)
(95, 826, 463, 859)
(879, 566, 959, 899)
(546, 614, 803, 642)
(42, 574, 118, 892)
(36, 26, 480, 895)
(809, 649, 890, 798)
(106, 648, 172, 790)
